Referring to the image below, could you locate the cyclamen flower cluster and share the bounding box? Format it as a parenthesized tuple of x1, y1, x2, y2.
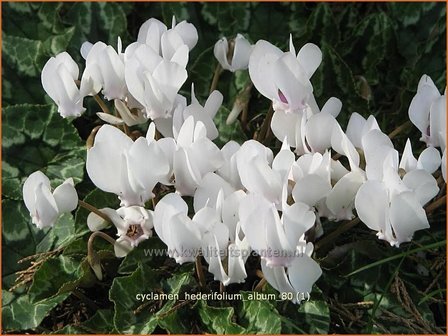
(23, 16, 446, 303)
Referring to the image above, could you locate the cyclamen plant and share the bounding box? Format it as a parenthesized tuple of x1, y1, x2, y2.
(23, 15, 446, 304)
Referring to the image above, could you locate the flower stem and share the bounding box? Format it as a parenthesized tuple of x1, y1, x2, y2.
(78, 200, 110, 223)
(195, 255, 206, 290)
(315, 217, 361, 250)
(257, 104, 274, 143)
(425, 195, 446, 214)
(209, 64, 223, 94)
(388, 120, 412, 139)
(254, 277, 267, 292)
(87, 231, 117, 280)
(94, 94, 112, 115)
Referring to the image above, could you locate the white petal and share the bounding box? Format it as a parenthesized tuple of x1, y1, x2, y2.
(226, 243, 248, 285)
(86, 125, 132, 196)
(114, 237, 133, 258)
(193, 173, 234, 212)
(23, 171, 51, 216)
(402, 170, 439, 206)
(80, 41, 93, 60)
(354, 181, 388, 233)
(137, 18, 167, 54)
(34, 183, 59, 229)
(292, 174, 331, 207)
(96, 112, 124, 125)
(389, 191, 429, 246)
(248, 40, 283, 101)
(271, 110, 299, 147)
(288, 253, 322, 294)
(52, 178, 78, 213)
(346, 112, 366, 149)
(399, 139, 417, 172)
(213, 37, 231, 70)
(306, 112, 337, 153)
(230, 34, 252, 71)
(173, 20, 198, 50)
(320, 97, 342, 118)
(417, 146, 441, 174)
(296, 43, 322, 78)
(282, 202, 315, 248)
(326, 171, 364, 220)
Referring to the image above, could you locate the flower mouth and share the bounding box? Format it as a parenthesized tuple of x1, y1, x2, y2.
(278, 89, 288, 104)
(126, 224, 144, 240)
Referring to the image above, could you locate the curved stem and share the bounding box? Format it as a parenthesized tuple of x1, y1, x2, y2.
(87, 231, 117, 281)
(94, 94, 111, 115)
(388, 120, 412, 139)
(78, 200, 110, 223)
(209, 64, 223, 94)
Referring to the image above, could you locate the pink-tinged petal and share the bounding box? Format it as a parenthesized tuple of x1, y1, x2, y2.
(271, 110, 299, 147)
(326, 171, 364, 220)
(288, 253, 322, 295)
(297, 43, 322, 79)
(408, 74, 440, 136)
(292, 174, 331, 207)
(273, 52, 312, 110)
(52, 178, 78, 213)
(389, 191, 429, 246)
(402, 170, 439, 206)
(320, 97, 342, 118)
(306, 112, 338, 153)
(354, 181, 388, 233)
(23, 171, 51, 216)
(417, 146, 441, 174)
(248, 40, 283, 101)
(345, 112, 366, 149)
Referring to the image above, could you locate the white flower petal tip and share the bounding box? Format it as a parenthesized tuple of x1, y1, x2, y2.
(41, 52, 86, 118)
(214, 34, 252, 72)
(23, 171, 78, 229)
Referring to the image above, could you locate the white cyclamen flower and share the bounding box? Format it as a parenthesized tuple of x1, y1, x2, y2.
(80, 41, 127, 101)
(239, 193, 316, 267)
(86, 124, 170, 207)
(125, 42, 187, 120)
(171, 116, 224, 196)
(23, 171, 78, 229)
(153, 193, 202, 264)
(41, 52, 85, 118)
(261, 241, 322, 304)
(249, 36, 321, 113)
(214, 34, 252, 72)
(408, 74, 446, 150)
(355, 142, 439, 247)
(87, 206, 153, 257)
